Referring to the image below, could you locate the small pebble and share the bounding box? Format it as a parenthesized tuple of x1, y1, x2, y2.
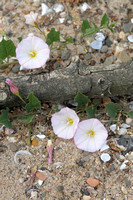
(126, 118, 133, 126)
(57, 185, 64, 192)
(119, 155, 125, 161)
(110, 164, 115, 171)
(32, 1, 40, 7)
(38, 179, 43, 186)
(61, 50, 71, 60)
(84, 53, 92, 60)
(117, 50, 131, 63)
(100, 45, 108, 53)
(12, 65, 20, 73)
(120, 160, 129, 170)
(19, 178, 24, 184)
(105, 38, 113, 47)
(100, 153, 111, 162)
(96, 8, 103, 15)
(83, 195, 91, 200)
(118, 128, 127, 136)
(9, 142, 18, 152)
(124, 178, 131, 186)
(123, 23, 133, 33)
(86, 177, 100, 187)
(8, 19, 15, 23)
(121, 186, 127, 194)
(54, 62, 61, 69)
(127, 35, 133, 43)
(5, 4, 14, 11)
(104, 56, 114, 66)
(90, 60, 96, 66)
(82, 155, 91, 162)
(119, 31, 126, 39)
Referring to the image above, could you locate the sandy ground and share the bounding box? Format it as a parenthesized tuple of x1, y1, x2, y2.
(0, 0, 133, 200)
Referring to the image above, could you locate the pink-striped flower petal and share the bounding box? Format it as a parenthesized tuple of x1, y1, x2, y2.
(16, 36, 50, 69)
(74, 118, 108, 152)
(51, 107, 79, 139)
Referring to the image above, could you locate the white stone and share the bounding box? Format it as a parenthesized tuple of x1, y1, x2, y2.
(36, 134, 46, 139)
(38, 179, 43, 186)
(118, 128, 127, 135)
(126, 118, 133, 125)
(121, 186, 127, 194)
(7, 136, 18, 143)
(14, 150, 32, 164)
(52, 3, 64, 13)
(100, 153, 111, 162)
(79, 2, 91, 13)
(119, 31, 126, 39)
(110, 124, 119, 132)
(100, 142, 109, 152)
(41, 3, 52, 16)
(120, 160, 129, 170)
(121, 123, 130, 128)
(28, 33, 34, 37)
(91, 40, 102, 50)
(127, 35, 133, 43)
(59, 18, 65, 23)
(71, 55, 79, 62)
(95, 32, 105, 41)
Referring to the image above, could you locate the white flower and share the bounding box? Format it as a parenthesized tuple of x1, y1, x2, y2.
(24, 12, 38, 26)
(51, 107, 79, 139)
(74, 118, 108, 152)
(16, 36, 50, 69)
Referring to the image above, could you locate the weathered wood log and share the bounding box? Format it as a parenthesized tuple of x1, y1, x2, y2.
(0, 60, 133, 108)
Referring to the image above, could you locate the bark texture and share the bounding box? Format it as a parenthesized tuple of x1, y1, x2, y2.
(0, 60, 133, 108)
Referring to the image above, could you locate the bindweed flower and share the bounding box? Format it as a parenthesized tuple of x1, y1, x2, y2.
(74, 118, 108, 152)
(24, 12, 38, 26)
(6, 78, 19, 95)
(16, 36, 50, 69)
(51, 107, 79, 139)
(47, 140, 53, 164)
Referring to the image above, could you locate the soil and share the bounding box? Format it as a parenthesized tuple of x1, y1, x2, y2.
(0, 0, 133, 200)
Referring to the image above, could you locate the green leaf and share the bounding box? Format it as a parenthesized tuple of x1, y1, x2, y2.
(46, 28, 60, 46)
(17, 37, 22, 42)
(92, 22, 99, 31)
(127, 110, 133, 119)
(0, 39, 16, 60)
(105, 102, 122, 119)
(74, 91, 91, 109)
(25, 92, 41, 113)
(0, 58, 2, 63)
(81, 19, 91, 33)
(65, 36, 74, 43)
(100, 13, 109, 27)
(18, 114, 35, 124)
(85, 104, 97, 118)
(83, 27, 96, 38)
(0, 109, 12, 128)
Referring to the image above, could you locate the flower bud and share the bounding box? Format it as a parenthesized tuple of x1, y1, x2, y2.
(6, 78, 19, 95)
(47, 140, 53, 164)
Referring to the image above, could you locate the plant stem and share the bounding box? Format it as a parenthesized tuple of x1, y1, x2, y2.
(0, 61, 18, 67)
(27, 124, 32, 145)
(36, 26, 46, 40)
(17, 94, 27, 105)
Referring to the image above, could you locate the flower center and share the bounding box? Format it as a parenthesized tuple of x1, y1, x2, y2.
(29, 50, 37, 58)
(67, 118, 73, 126)
(87, 130, 95, 137)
